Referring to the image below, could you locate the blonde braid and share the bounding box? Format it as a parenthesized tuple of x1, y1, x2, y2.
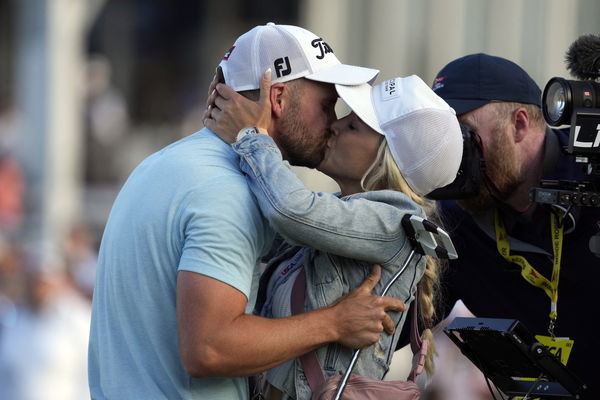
(362, 141, 441, 378)
(418, 257, 439, 377)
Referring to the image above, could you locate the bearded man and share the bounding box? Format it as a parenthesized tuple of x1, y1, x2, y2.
(431, 53, 599, 399)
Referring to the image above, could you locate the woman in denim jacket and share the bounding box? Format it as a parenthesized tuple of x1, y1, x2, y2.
(208, 74, 462, 400)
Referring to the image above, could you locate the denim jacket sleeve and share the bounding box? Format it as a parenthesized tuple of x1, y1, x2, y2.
(232, 134, 425, 264)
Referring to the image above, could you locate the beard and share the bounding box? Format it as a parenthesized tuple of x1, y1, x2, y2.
(275, 96, 330, 168)
(458, 124, 522, 214)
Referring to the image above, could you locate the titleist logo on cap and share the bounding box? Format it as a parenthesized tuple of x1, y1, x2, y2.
(310, 38, 334, 59)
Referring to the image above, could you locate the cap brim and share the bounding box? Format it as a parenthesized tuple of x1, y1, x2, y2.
(443, 98, 491, 115)
(306, 64, 379, 86)
(335, 83, 384, 134)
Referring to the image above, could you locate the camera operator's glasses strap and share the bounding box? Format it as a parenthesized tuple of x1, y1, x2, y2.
(494, 209, 564, 335)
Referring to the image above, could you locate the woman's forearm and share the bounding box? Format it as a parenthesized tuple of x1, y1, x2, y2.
(233, 134, 423, 263)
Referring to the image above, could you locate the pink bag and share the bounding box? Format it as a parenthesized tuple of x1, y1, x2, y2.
(310, 374, 420, 400)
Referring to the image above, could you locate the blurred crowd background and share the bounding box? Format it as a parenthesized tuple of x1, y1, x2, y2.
(0, 0, 598, 399)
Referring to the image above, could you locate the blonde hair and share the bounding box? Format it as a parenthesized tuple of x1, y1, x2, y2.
(362, 140, 441, 378)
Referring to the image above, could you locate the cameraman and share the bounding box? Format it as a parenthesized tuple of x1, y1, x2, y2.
(431, 53, 599, 399)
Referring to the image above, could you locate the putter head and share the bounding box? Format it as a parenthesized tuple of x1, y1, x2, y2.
(401, 214, 458, 260)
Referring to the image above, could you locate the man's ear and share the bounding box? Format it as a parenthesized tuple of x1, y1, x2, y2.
(270, 83, 286, 119)
(513, 107, 530, 143)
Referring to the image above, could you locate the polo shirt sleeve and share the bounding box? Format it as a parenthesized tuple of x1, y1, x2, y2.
(177, 176, 271, 299)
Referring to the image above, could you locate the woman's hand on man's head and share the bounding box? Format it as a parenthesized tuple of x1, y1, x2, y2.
(204, 69, 272, 143)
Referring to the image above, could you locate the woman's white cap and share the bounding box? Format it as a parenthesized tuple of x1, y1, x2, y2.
(336, 75, 463, 196)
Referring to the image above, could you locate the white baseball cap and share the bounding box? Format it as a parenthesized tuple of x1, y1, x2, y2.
(335, 75, 463, 196)
(219, 22, 379, 91)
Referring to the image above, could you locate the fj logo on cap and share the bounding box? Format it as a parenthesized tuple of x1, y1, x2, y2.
(274, 56, 292, 78)
(311, 38, 333, 60)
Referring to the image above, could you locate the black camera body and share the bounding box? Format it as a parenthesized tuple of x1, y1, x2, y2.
(530, 35, 600, 208)
(426, 123, 485, 201)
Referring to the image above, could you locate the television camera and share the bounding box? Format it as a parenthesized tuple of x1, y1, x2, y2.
(530, 34, 600, 208)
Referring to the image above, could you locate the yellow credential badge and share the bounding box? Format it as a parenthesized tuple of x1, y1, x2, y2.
(535, 335, 574, 365)
(512, 337, 573, 400)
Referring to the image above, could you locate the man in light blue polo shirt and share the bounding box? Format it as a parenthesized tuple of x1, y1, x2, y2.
(88, 23, 405, 399)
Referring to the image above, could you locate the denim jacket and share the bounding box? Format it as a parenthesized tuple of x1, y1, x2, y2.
(233, 134, 427, 400)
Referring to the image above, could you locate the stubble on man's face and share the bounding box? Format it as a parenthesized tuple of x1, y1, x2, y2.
(458, 122, 522, 214)
(275, 81, 335, 168)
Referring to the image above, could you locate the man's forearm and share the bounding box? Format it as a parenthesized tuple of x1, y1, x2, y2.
(184, 307, 339, 377)
(177, 267, 401, 378)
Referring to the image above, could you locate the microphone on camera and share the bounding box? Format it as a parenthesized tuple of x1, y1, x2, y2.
(565, 33, 600, 80)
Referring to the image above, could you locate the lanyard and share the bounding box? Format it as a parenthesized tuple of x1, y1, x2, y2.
(494, 209, 564, 336)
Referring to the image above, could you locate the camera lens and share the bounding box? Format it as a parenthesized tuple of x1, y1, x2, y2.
(543, 79, 568, 125)
(542, 77, 600, 127)
(542, 78, 572, 126)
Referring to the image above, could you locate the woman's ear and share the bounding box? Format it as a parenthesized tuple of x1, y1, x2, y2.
(270, 83, 286, 119)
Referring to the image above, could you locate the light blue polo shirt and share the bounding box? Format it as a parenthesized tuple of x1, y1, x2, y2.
(88, 129, 273, 399)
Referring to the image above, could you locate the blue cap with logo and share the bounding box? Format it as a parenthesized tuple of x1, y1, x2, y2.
(431, 53, 542, 115)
